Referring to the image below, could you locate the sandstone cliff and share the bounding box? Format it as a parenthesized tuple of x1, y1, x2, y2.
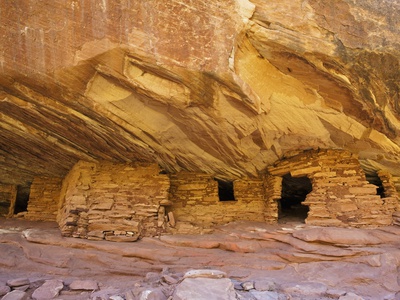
(0, 0, 399, 187)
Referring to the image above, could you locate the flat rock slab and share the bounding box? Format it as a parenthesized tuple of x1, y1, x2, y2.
(6, 278, 29, 288)
(281, 282, 327, 297)
(173, 277, 236, 300)
(1, 290, 28, 300)
(69, 280, 98, 291)
(32, 279, 63, 300)
(292, 228, 382, 245)
(183, 269, 227, 279)
(250, 291, 280, 300)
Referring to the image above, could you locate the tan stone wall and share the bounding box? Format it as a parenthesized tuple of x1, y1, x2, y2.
(168, 172, 267, 228)
(269, 149, 396, 227)
(264, 175, 282, 223)
(25, 177, 62, 221)
(57, 161, 170, 241)
(391, 176, 400, 196)
(0, 184, 17, 217)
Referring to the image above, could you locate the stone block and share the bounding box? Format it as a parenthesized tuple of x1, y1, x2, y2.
(91, 199, 114, 210)
(168, 212, 176, 227)
(332, 202, 358, 212)
(88, 222, 139, 232)
(348, 186, 377, 195)
(177, 183, 208, 191)
(314, 172, 337, 178)
(291, 166, 321, 177)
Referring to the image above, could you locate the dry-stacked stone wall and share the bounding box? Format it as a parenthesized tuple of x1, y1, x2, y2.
(263, 175, 282, 223)
(391, 176, 400, 195)
(268, 149, 398, 227)
(168, 172, 267, 228)
(25, 177, 63, 221)
(0, 184, 17, 217)
(380, 171, 400, 225)
(57, 161, 170, 241)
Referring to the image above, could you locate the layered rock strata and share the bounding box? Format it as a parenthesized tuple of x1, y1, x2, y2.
(2, 219, 400, 299)
(0, 0, 399, 190)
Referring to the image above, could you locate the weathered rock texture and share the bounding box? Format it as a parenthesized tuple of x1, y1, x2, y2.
(57, 161, 170, 240)
(2, 219, 400, 300)
(0, 0, 400, 190)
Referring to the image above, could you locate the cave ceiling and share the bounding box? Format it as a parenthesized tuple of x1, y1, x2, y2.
(0, 0, 400, 187)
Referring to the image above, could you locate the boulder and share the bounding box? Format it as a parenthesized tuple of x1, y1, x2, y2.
(173, 277, 236, 300)
(6, 279, 29, 288)
(31, 279, 64, 300)
(1, 290, 28, 300)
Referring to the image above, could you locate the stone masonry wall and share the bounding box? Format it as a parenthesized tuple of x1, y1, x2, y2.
(25, 177, 63, 221)
(263, 175, 282, 223)
(0, 184, 17, 217)
(379, 171, 400, 226)
(268, 149, 398, 227)
(168, 172, 267, 229)
(57, 161, 170, 241)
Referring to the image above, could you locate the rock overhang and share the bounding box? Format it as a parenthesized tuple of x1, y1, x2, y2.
(0, 0, 400, 187)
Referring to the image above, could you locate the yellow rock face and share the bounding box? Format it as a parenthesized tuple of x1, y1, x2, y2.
(0, 0, 399, 186)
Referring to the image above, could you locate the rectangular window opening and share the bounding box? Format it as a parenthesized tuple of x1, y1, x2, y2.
(216, 179, 236, 201)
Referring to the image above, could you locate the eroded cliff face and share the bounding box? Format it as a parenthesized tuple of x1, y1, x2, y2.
(0, 0, 399, 187)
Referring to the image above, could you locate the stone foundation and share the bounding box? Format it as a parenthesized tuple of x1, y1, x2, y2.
(268, 149, 399, 227)
(57, 161, 170, 241)
(24, 177, 63, 221)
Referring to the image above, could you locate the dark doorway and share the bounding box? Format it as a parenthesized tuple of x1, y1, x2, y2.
(14, 185, 30, 214)
(366, 173, 385, 198)
(216, 179, 236, 201)
(279, 174, 312, 223)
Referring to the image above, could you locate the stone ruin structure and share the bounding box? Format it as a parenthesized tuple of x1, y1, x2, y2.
(1, 149, 399, 241)
(267, 149, 399, 227)
(1, 1, 400, 243)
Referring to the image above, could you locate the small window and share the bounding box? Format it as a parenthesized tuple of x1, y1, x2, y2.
(216, 179, 236, 201)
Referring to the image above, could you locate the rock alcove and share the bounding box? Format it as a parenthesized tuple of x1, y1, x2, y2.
(0, 0, 399, 236)
(1, 2, 400, 299)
